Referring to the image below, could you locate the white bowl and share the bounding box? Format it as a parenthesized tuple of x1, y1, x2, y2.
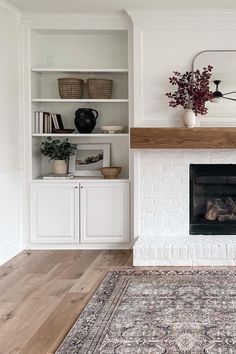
(101, 125, 125, 134)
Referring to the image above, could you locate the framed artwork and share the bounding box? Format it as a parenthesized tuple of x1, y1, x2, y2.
(69, 143, 110, 177)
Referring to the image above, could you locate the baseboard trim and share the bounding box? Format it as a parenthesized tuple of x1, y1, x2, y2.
(26, 243, 132, 250)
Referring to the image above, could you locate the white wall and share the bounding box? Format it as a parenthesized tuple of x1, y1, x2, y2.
(128, 10, 236, 128)
(0, 1, 23, 264)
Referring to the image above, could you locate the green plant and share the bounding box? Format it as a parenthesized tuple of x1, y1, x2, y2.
(41, 137, 76, 161)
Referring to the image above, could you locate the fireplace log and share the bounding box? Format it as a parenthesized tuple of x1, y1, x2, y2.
(218, 214, 236, 221)
(225, 197, 236, 213)
(205, 198, 231, 221)
(205, 200, 218, 221)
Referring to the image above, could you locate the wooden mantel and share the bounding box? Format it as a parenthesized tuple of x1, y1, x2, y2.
(130, 128, 236, 149)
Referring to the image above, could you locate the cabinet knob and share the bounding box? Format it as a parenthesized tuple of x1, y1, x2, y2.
(80, 186, 83, 189)
(75, 186, 78, 189)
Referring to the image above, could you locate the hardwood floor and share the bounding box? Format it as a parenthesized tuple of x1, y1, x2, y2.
(0, 250, 132, 354)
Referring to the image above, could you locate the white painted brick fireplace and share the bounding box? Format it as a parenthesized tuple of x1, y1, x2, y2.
(133, 149, 236, 266)
(128, 10, 236, 266)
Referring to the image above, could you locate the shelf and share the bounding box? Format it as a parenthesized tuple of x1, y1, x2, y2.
(32, 177, 130, 183)
(32, 68, 128, 74)
(33, 133, 129, 137)
(32, 99, 129, 103)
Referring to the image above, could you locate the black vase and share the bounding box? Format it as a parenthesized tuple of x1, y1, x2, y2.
(74, 108, 98, 134)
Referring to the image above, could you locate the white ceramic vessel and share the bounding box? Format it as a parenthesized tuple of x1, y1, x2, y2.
(183, 109, 196, 128)
(100, 125, 125, 134)
(53, 160, 67, 174)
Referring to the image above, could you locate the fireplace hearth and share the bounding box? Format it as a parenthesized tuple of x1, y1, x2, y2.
(190, 164, 236, 235)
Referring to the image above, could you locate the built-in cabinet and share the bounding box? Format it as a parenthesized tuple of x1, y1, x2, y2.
(30, 181, 129, 246)
(80, 182, 129, 244)
(26, 23, 131, 249)
(30, 183, 78, 244)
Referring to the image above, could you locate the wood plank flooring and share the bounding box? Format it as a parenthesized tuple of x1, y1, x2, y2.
(0, 250, 132, 354)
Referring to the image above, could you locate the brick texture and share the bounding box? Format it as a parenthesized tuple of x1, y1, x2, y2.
(134, 149, 236, 266)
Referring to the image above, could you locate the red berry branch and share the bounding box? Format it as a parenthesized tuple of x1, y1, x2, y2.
(166, 65, 213, 116)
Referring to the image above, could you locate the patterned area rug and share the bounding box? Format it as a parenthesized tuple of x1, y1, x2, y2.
(56, 269, 236, 353)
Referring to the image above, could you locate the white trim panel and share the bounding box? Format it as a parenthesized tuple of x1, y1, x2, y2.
(0, 170, 23, 265)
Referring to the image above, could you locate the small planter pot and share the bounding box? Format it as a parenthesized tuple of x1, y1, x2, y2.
(183, 109, 196, 128)
(53, 160, 67, 174)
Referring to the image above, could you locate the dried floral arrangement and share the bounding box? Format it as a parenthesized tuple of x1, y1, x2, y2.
(166, 65, 213, 115)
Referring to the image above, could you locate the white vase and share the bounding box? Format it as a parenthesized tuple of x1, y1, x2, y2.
(53, 160, 67, 174)
(183, 109, 196, 128)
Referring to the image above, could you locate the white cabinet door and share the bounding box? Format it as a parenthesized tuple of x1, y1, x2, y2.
(30, 183, 78, 243)
(80, 182, 129, 244)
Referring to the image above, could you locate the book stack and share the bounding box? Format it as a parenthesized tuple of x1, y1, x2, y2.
(34, 112, 64, 133)
(43, 173, 74, 180)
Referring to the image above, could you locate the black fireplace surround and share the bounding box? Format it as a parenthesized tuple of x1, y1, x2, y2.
(190, 164, 236, 235)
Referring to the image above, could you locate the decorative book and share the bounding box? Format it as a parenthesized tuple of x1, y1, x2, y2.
(34, 112, 64, 134)
(43, 173, 73, 180)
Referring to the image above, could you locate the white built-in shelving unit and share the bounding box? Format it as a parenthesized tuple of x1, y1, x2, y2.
(30, 29, 130, 180)
(25, 26, 131, 249)
(24, 24, 131, 248)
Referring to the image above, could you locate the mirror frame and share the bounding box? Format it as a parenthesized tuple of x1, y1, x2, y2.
(192, 49, 236, 71)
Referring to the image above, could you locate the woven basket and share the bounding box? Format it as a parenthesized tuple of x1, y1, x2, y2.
(87, 79, 113, 99)
(58, 78, 83, 99)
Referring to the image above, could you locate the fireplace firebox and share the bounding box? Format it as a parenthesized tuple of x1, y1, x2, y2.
(190, 164, 236, 235)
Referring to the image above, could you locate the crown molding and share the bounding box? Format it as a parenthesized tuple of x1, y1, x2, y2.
(22, 12, 130, 30)
(126, 9, 236, 17)
(0, 0, 21, 18)
(125, 9, 236, 30)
